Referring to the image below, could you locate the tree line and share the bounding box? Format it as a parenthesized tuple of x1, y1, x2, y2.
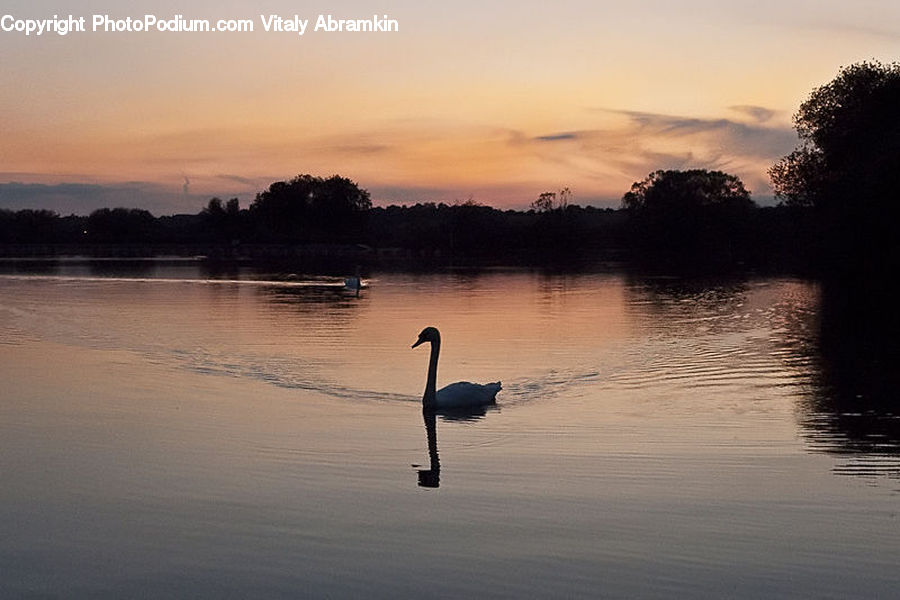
(2, 61, 898, 273)
(0, 188, 626, 263)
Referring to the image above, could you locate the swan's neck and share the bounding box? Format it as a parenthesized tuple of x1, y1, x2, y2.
(418, 408, 441, 488)
(424, 409, 440, 471)
(423, 339, 440, 407)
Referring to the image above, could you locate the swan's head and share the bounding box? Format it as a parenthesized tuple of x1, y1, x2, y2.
(412, 326, 441, 349)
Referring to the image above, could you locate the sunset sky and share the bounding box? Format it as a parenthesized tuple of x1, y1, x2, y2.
(2, 0, 900, 214)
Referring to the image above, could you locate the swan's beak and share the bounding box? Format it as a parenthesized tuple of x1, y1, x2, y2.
(412, 337, 424, 349)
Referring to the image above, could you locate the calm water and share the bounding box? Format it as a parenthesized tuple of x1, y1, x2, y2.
(1, 261, 898, 598)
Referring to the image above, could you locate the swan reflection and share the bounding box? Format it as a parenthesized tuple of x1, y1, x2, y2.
(416, 410, 441, 488)
(414, 405, 497, 489)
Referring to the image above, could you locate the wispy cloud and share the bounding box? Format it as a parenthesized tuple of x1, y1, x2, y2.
(729, 105, 777, 123)
(215, 173, 271, 188)
(598, 108, 796, 157)
(534, 133, 579, 142)
(328, 144, 391, 155)
(525, 107, 797, 198)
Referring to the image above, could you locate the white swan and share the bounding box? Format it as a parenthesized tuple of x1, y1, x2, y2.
(344, 275, 362, 292)
(344, 266, 363, 296)
(412, 326, 501, 409)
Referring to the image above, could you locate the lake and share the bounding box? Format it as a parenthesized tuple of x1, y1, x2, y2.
(1, 260, 898, 598)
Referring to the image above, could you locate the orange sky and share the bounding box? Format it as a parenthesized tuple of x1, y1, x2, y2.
(2, 1, 900, 213)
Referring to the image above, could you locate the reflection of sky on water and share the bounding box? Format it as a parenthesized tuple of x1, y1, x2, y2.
(4, 261, 898, 483)
(3, 262, 900, 597)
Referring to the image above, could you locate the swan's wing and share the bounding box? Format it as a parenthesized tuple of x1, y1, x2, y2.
(437, 381, 476, 394)
(438, 381, 502, 392)
(436, 381, 501, 407)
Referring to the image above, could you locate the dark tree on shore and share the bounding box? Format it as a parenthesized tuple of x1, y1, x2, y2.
(769, 61, 900, 270)
(202, 197, 243, 242)
(622, 169, 755, 265)
(526, 188, 588, 256)
(530, 188, 572, 213)
(86, 208, 157, 243)
(249, 174, 371, 242)
(0, 209, 62, 243)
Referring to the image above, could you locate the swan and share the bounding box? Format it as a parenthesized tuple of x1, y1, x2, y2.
(412, 327, 501, 410)
(344, 266, 362, 296)
(344, 275, 362, 295)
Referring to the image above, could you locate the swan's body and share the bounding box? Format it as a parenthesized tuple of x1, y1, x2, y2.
(412, 327, 501, 410)
(434, 381, 502, 408)
(344, 266, 363, 296)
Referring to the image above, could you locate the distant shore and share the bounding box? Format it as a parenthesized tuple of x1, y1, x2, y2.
(0, 242, 637, 273)
(0, 242, 371, 261)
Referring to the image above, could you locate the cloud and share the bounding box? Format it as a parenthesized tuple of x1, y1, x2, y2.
(534, 133, 579, 142)
(729, 105, 777, 123)
(793, 16, 900, 42)
(328, 144, 391, 155)
(601, 109, 796, 156)
(0, 181, 201, 215)
(215, 173, 268, 187)
(526, 107, 798, 198)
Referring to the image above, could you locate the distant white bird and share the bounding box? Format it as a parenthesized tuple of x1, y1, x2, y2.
(412, 327, 501, 410)
(344, 266, 362, 296)
(344, 275, 362, 293)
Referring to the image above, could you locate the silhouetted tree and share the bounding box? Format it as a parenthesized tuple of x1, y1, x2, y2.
(622, 169, 755, 265)
(446, 199, 504, 258)
(532, 192, 556, 213)
(86, 208, 157, 243)
(203, 197, 226, 217)
(530, 187, 572, 213)
(557, 187, 572, 211)
(249, 174, 370, 242)
(525, 188, 587, 258)
(308, 175, 371, 237)
(201, 197, 243, 242)
(0, 209, 62, 243)
(769, 61, 900, 271)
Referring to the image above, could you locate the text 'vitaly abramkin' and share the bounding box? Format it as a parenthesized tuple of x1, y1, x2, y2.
(0, 14, 400, 36)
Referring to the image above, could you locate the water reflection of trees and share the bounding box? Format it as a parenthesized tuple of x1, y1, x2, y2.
(625, 272, 900, 482)
(0, 258, 62, 276)
(262, 283, 363, 306)
(793, 279, 900, 481)
(626, 274, 749, 305)
(622, 273, 752, 337)
(87, 258, 157, 278)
